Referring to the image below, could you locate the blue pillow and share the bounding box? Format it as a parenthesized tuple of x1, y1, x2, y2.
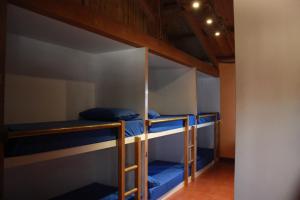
(79, 108, 139, 121)
(148, 176, 160, 188)
(148, 109, 160, 119)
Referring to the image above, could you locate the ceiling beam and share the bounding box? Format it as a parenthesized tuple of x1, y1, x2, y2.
(181, 11, 219, 67)
(8, 0, 219, 76)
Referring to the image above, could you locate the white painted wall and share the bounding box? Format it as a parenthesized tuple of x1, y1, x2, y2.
(196, 74, 220, 148)
(197, 75, 220, 113)
(235, 0, 300, 200)
(148, 54, 197, 115)
(4, 34, 146, 199)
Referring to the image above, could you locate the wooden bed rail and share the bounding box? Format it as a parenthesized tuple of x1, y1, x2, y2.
(144, 116, 191, 199)
(6, 122, 122, 139)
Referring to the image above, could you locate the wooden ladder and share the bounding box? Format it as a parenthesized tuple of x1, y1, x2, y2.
(185, 118, 197, 184)
(118, 121, 141, 200)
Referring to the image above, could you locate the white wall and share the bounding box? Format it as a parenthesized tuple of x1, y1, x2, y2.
(235, 0, 300, 200)
(5, 34, 146, 123)
(196, 74, 220, 148)
(197, 75, 220, 113)
(149, 55, 197, 115)
(4, 34, 146, 199)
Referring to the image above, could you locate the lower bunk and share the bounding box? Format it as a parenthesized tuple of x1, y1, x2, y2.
(51, 183, 133, 200)
(196, 148, 214, 171)
(148, 161, 184, 200)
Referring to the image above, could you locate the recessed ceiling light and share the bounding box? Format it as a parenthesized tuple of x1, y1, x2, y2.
(206, 18, 213, 25)
(192, 1, 201, 9)
(214, 31, 221, 37)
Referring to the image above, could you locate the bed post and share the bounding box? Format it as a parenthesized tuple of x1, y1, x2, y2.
(144, 120, 149, 200)
(134, 137, 141, 200)
(118, 121, 126, 200)
(0, 0, 6, 199)
(184, 116, 189, 186)
(214, 113, 219, 162)
(191, 125, 197, 181)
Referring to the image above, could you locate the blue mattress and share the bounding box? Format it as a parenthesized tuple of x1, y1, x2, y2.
(51, 183, 134, 200)
(197, 112, 220, 124)
(148, 114, 196, 133)
(5, 119, 144, 157)
(148, 160, 184, 200)
(196, 148, 214, 171)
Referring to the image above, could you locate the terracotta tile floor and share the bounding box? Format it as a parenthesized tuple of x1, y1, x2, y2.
(167, 160, 234, 200)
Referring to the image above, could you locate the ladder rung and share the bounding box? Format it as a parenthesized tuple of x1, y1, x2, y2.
(189, 159, 194, 164)
(124, 188, 138, 196)
(125, 165, 138, 173)
(188, 145, 194, 149)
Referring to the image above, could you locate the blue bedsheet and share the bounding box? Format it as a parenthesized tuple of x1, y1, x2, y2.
(148, 160, 184, 200)
(197, 112, 220, 124)
(196, 148, 214, 171)
(5, 119, 144, 157)
(51, 183, 134, 200)
(148, 114, 195, 133)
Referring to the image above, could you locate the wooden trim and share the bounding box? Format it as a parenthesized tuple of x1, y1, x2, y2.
(134, 137, 141, 200)
(184, 117, 189, 186)
(0, 0, 6, 198)
(191, 125, 197, 181)
(8, 0, 219, 77)
(118, 121, 126, 200)
(147, 116, 188, 126)
(7, 122, 122, 139)
(144, 121, 149, 200)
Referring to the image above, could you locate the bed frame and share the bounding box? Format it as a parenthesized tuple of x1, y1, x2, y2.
(144, 116, 196, 200)
(2, 121, 142, 200)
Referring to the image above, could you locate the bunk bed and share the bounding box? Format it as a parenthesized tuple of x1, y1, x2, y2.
(144, 115, 196, 200)
(192, 112, 220, 176)
(4, 120, 142, 200)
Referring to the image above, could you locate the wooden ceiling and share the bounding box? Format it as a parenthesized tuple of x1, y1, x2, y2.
(160, 0, 235, 65)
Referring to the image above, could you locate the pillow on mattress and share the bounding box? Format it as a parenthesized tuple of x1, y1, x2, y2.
(79, 108, 139, 121)
(148, 109, 160, 119)
(148, 176, 160, 188)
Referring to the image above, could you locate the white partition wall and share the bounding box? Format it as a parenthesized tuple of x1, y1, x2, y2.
(148, 54, 197, 115)
(148, 53, 197, 163)
(196, 72, 220, 149)
(4, 5, 147, 200)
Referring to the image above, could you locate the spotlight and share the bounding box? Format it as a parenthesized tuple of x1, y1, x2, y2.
(214, 31, 221, 37)
(206, 18, 213, 25)
(192, 1, 201, 9)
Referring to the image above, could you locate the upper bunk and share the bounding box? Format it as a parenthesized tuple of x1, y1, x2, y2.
(4, 4, 147, 168)
(146, 53, 197, 139)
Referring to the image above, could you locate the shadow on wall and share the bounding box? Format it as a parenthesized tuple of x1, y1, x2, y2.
(293, 178, 300, 200)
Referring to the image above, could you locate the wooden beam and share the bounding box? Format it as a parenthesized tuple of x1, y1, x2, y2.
(0, 0, 6, 198)
(181, 11, 219, 67)
(8, 0, 218, 76)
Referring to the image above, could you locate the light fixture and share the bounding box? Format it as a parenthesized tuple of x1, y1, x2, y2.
(214, 31, 221, 37)
(206, 18, 213, 25)
(192, 1, 201, 9)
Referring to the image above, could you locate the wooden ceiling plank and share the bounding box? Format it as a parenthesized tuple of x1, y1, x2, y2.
(8, 0, 219, 76)
(137, 0, 157, 22)
(181, 11, 219, 67)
